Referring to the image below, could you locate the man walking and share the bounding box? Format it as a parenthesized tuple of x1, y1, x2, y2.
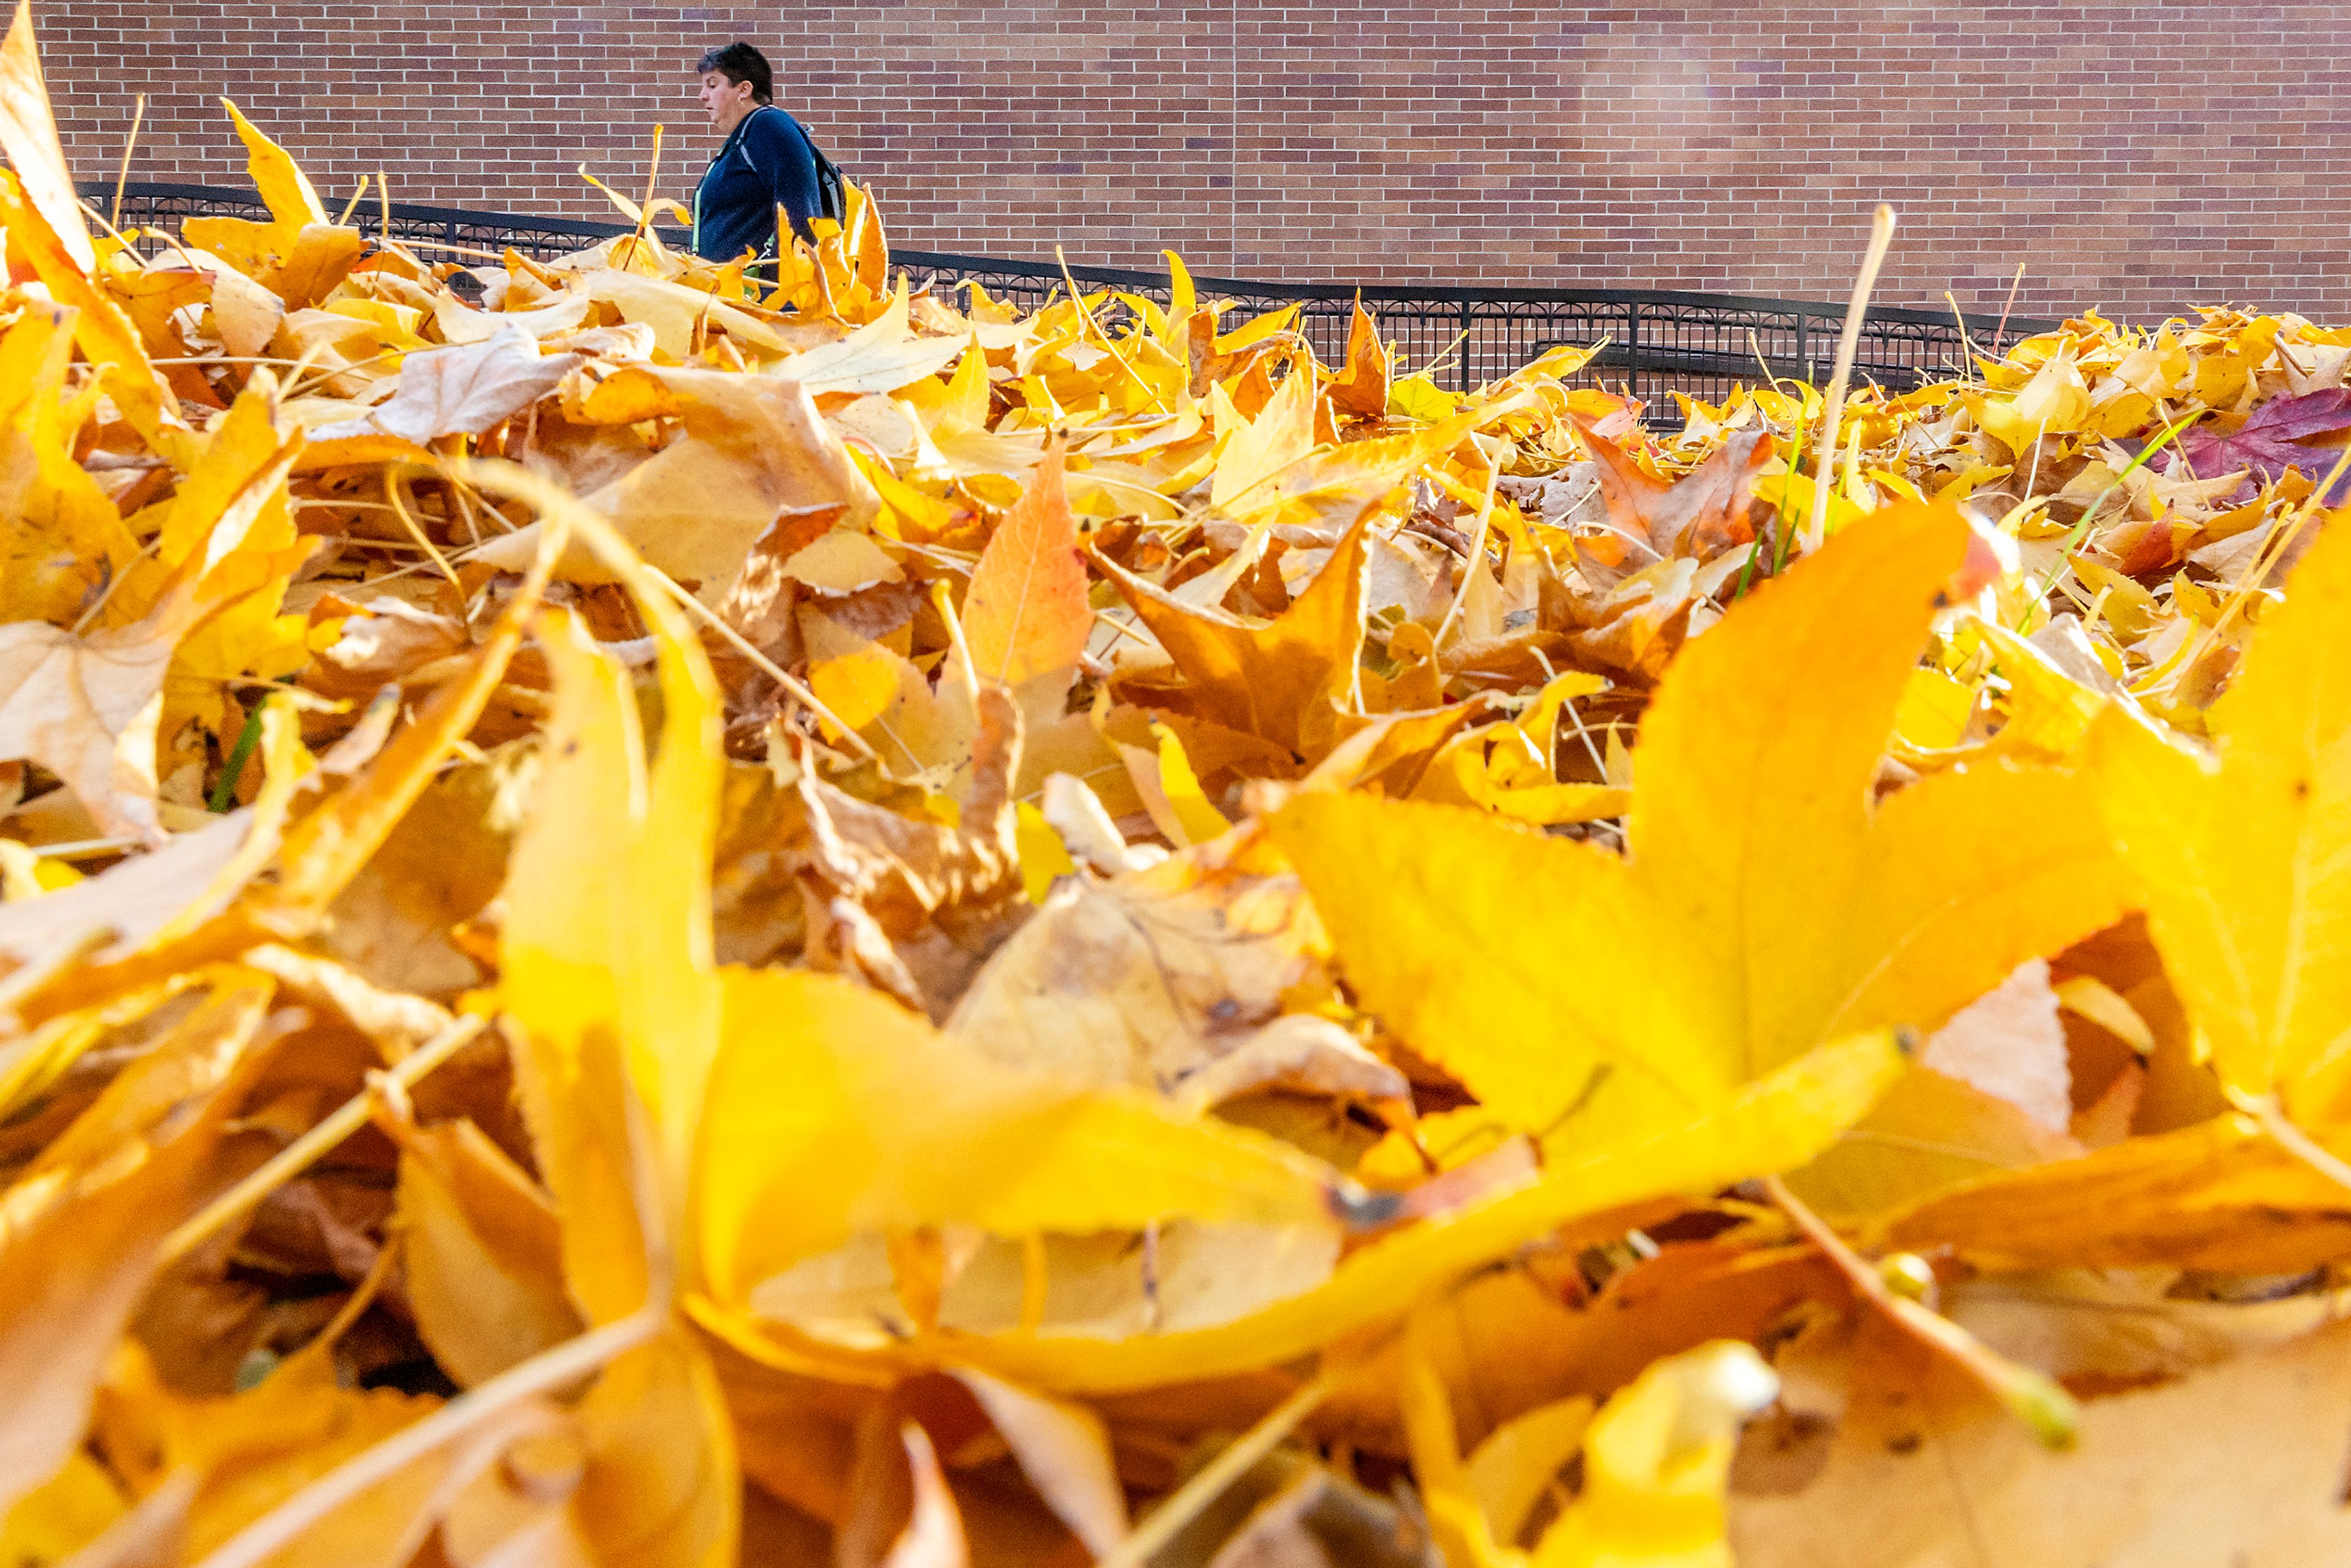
(691, 43, 832, 271)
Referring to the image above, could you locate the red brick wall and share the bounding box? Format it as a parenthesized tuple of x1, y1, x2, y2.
(36, 2, 2351, 320)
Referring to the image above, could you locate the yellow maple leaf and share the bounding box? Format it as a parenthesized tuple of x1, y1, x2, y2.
(2088, 516, 2351, 1120)
(920, 1033, 1897, 1392)
(1272, 503, 2129, 1143)
(498, 600, 719, 1324)
(1967, 339, 2092, 459)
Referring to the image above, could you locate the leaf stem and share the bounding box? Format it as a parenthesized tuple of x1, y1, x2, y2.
(1802, 204, 1898, 555)
(1764, 1174, 2077, 1449)
(1055, 246, 1171, 416)
(1431, 454, 1501, 650)
(161, 1015, 485, 1264)
(636, 561, 882, 765)
(1096, 1360, 1344, 1568)
(206, 701, 269, 813)
(109, 92, 144, 231)
(2231, 1089, 2351, 1197)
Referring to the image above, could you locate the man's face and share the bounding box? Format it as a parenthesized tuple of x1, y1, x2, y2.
(698, 70, 756, 132)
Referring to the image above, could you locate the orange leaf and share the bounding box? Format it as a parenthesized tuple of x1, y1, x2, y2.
(961, 436, 1090, 689)
(1327, 298, 1390, 419)
(1092, 512, 1370, 757)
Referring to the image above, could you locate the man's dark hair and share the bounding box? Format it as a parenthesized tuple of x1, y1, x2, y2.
(697, 42, 774, 105)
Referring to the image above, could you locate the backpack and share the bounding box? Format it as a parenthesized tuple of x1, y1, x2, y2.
(760, 106, 847, 227)
(809, 138, 848, 227)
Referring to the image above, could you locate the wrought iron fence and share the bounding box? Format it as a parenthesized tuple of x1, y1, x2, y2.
(94, 182, 2058, 429)
(902, 254, 2056, 425)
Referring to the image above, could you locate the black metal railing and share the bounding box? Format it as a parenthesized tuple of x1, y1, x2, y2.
(893, 252, 2055, 422)
(93, 182, 2059, 427)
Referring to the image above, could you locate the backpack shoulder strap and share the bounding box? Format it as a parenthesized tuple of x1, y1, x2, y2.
(774, 108, 847, 223)
(741, 106, 847, 227)
(809, 140, 847, 223)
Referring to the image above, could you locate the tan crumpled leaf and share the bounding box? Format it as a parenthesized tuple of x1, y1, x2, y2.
(770, 282, 966, 396)
(0, 583, 214, 844)
(793, 684, 1025, 1013)
(1571, 425, 1772, 590)
(1730, 1315, 2351, 1568)
(320, 328, 582, 443)
(477, 370, 878, 599)
(947, 827, 1373, 1108)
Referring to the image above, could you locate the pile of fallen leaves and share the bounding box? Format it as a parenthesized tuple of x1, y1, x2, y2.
(10, 6, 2351, 1564)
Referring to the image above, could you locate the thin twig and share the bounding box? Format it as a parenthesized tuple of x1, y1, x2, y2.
(1558, 696, 1611, 781)
(70, 534, 165, 636)
(929, 579, 986, 701)
(110, 93, 145, 231)
(334, 175, 372, 228)
(1749, 329, 1796, 400)
(1056, 246, 1172, 415)
(1764, 1174, 2076, 1449)
(1803, 204, 1898, 554)
(637, 563, 880, 762)
(1431, 454, 1501, 649)
(161, 1016, 486, 1264)
(2233, 1089, 2351, 1195)
(1993, 262, 2027, 353)
(620, 123, 664, 271)
(384, 236, 515, 261)
(1095, 1362, 1344, 1568)
(1943, 291, 1980, 381)
(2, 835, 143, 860)
(383, 471, 467, 600)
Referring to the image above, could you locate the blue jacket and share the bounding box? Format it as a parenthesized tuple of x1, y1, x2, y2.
(692, 105, 823, 266)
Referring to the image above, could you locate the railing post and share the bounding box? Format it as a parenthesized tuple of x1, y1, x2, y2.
(1457, 299, 1472, 392)
(1625, 301, 1641, 401)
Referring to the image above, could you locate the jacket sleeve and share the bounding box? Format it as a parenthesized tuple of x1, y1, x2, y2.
(743, 112, 825, 246)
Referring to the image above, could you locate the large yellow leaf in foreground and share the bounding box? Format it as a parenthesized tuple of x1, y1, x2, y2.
(496, 577, 722, 1324)
(484, 476, 739, 1568)
(695, 967, 1352, 1302)
(705, 1030, 1895, 1393)
(1274, 503, 2128, 1141)
(2089, 517, 2351, 1119)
